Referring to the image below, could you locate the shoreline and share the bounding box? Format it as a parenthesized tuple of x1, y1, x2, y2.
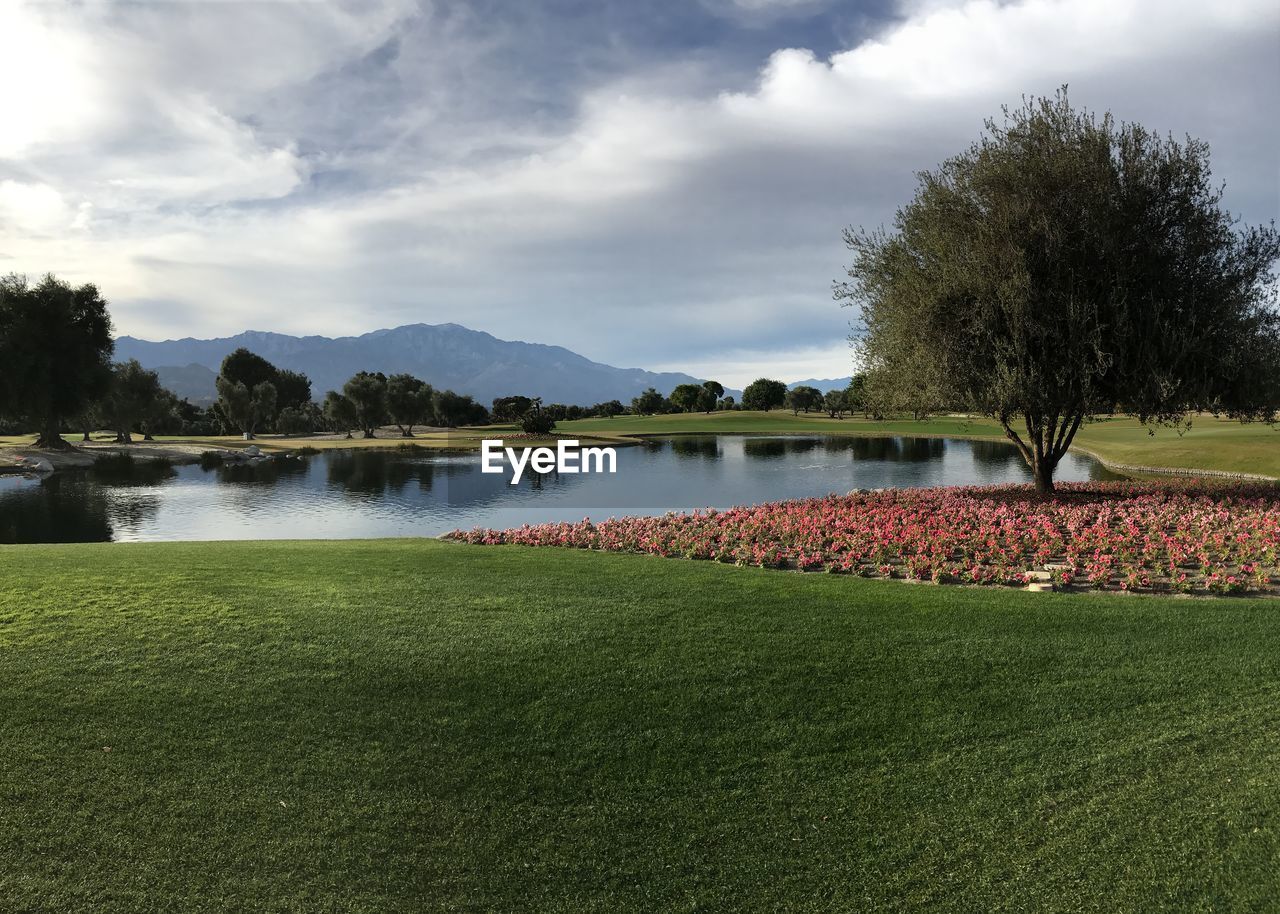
(4, 426, 1278, 483)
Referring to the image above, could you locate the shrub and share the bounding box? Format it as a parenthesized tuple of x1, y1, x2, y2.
(520, 412, 557, 435)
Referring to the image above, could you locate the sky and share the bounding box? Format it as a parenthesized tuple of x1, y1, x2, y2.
(0, 0, 1277, 387)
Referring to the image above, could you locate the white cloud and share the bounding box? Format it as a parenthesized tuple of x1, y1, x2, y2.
(0, 6, 103, 157)
(0, 0, 1275, 380)
(0, 181, 73, 235)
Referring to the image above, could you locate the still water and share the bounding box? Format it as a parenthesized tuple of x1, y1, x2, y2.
(0, 436, 1115, 543)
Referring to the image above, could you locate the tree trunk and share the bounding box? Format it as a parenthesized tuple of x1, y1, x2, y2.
(1032, 460, 1055, 495)
(35, 417, 69, 450)
(363, 428, 376, 439)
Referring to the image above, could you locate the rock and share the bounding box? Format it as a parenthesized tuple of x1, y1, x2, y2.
(18, 456, 55, 473)
(1025, 582, 1054, 593)
(242, 445, 262, 458)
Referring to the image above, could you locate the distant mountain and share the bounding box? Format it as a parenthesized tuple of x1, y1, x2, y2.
(153, 364, 218, 404)
(788, 377, 853, 391)
(116, 323, 721, 406)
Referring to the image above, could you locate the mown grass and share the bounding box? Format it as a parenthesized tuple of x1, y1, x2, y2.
(561, 411, 1280, 477)
(2, 539, 1279, 911)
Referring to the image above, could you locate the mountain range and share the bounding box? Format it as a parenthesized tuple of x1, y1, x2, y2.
(788, 377, 854, 391)
(114, 323, 737, 407)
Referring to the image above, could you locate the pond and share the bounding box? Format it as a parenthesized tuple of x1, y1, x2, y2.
(0, 435, 1117, 543)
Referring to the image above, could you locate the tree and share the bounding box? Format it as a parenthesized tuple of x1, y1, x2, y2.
(785, 385, 823, 415)
(846, 374, 868, 415)
(323, 391, 358, 438)
(101, 360, 163, 443)
(742, 378, 787, 412)
(0, 274, 114, 449)
(492, 396, 534, 422)
(632, 388, 665, 415)
(701, 380, 725, 412)
(838, 91, 1280, 492)
(669, 383, 703, 413)
(343, 371, 388, 438)
(718, 395, 736, 410)
(387, 373, 434, 437)
(593, 399, 625, 418)
(276, 406, 306, 436)
(520, 401, 556, 435)
(274, 369, 312, 412)
(220, 348, 277, 393)
(432, 389, 488, 427)
(823, 389, 848, 418)
(216, 376, 276, 439)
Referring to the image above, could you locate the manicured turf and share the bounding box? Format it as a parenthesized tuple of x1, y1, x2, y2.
(561, 412, 1280, 478)
(2, 539, 1279, 911)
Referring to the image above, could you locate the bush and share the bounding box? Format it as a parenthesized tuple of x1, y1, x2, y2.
(520, 412, 557, 435)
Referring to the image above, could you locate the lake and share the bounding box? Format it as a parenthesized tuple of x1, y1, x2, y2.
(0, 435, 1116, 543)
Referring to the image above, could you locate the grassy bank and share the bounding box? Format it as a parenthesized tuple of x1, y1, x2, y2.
(2, 539, 1279, 911)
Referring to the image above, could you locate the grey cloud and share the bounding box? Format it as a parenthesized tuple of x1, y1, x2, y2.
(0, 0, 1275, 384)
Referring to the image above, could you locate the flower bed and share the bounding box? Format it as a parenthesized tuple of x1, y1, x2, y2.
(446, 481, 1280, 596)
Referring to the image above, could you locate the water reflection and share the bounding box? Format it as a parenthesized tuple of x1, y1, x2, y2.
(0, 473, 156, 543)
(325, 451, 437, 496)
(846, 437, 945, 462)
(0, 435, 1117, 543)
(669, 438, 720, 460)
(970, 439, 1021, 468)
(217, 456, 310, 487)
(743, 437, 821, 458)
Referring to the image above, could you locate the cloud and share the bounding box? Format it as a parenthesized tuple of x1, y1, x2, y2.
(0, 0, 1275, 383)
(0, 181, 74, 235)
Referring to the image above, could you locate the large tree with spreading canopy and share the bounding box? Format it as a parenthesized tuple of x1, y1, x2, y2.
(0, 274, 114, 449)
(838, 91, 1280, 492)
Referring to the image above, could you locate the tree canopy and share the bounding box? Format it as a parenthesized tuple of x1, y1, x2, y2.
(785, 385, 823, 415)
(387, 373, 434, 437)
(669, 383, 704, 413)
(220, 349, 278, 393)
(0, 274, 114, 448)
(101, 360, 163, 443)
(632, 388, 665, 415)
(344, 372, 389, 438)
(432, 389, 488, 428)
(838, 90, 1280, 492)
(323, 391, 358, 439)
(216, 376, 276, 440)
(742, 378, 787, 412)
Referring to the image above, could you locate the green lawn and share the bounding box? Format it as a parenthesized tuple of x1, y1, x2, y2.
(2, 539, 1279, 911)
(561, 411, 1280, 478)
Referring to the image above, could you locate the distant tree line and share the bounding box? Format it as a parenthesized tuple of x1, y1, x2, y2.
(1, 271, 882, 448)
(0, 277, 498, 445)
